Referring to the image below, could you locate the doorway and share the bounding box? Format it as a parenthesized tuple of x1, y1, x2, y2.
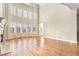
(77, 8, 79, 43)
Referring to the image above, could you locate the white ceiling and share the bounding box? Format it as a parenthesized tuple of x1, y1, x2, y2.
(39, 3, 79, 9)
(62, 3, 79, 15)
(39, 3, 79, 14)
(62, 3, 79, 9)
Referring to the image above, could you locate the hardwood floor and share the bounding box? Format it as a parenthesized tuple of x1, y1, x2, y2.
(2, 37, 79, 56)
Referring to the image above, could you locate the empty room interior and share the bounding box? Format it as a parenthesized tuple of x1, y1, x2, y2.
(0, 3, 79, 56)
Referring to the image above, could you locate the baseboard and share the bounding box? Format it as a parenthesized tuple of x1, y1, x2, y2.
(7, 35, 40, 41)
(44, 36, 77, 44)
(6, 35, 77, 44)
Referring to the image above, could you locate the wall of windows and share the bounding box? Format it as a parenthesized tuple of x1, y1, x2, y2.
(4, 3, 39, 39)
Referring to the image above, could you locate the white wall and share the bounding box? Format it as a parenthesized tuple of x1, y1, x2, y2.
(0, 3, 3, 17)
(39, 3, 77, 43)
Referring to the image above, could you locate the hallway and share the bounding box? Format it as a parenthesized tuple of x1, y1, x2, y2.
(2, 37, 79, 56)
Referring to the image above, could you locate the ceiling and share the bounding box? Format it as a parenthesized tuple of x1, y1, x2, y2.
(62, 3, 79, 15)
(39, 3, 79, 14)
(62, 3, 79, 9)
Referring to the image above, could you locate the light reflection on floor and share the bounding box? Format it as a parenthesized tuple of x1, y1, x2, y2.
(9, 37, 45, 56)
(40, 37, 45, 47)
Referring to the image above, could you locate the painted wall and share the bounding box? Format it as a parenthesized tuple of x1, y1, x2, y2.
(39, 3, 77, 43)
(0, 3, 3, 17)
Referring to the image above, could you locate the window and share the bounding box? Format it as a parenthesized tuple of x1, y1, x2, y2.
(25, 25, 28, 32)
(17, 8, 23, 17)
(8, 4, 38, 36)
(30, 25, 36, 32)
(9, 5, 16, 16)
(33, 11, 37, 20)
(10, 27, 15, 33)
(23, 9, 28, 18)
(27, 24, 31, 32)
(28, 11, 33, 19)
(22, 24, 27, 33)
(9, 22, 16, 33)
(16, 23, 21, 33)
(12, 6, 17, 16)
(32, 26, 36, 32)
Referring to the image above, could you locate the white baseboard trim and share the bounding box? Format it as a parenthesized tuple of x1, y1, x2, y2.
(44, 36, 77, 44)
